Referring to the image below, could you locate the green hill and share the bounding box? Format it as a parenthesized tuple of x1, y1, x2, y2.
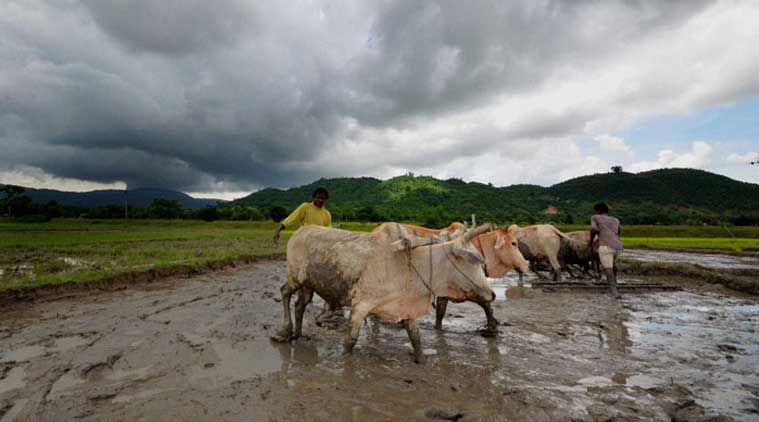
(234, 169, 759, 226)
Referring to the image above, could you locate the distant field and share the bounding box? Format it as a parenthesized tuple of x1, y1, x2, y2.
(0, 219, 288, 291)
(621, 237, 759, 252)
(1, 219, 757, 292)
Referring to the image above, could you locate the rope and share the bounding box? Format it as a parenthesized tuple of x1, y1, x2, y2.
(442, 244, 488, 293)
(406, 248, 437, 300)
(473, 233, 488, 273)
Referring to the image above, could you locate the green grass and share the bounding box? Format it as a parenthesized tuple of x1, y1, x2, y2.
(555, 224, 759, 238)
(2, 218, 758, 292)
(0, 219, 290, 291)
(621, 237, 759, 253)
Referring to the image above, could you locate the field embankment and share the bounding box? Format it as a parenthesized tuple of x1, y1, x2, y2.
(0, 219, 288, 295)
(1, 219, 757, 296)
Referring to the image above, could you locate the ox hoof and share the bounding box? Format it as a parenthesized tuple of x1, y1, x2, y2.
(271, 326, 293, 343)
(434, 323, 444, 330)
(413, 354, 426, 364)
(478, 328, 498, 338)
(270, 334, 292, 343)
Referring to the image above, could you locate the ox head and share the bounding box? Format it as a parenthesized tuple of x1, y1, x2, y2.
(491, 229, 530, 275)
(441, 224, 496, 303)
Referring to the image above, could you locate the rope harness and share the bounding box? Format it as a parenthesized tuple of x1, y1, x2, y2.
(403, 234, 489, 302)
(391, 223, 491, 304)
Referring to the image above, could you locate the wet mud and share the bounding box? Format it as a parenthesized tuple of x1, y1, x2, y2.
(1, 261, 758, 421)
(624, 249, 759, 270)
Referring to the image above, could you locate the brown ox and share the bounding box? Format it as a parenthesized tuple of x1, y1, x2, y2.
(435, 227, 529, 334)
(507, 224, 584, 282)
(273, 223, 495, 363)
(559, 230, 600, 278)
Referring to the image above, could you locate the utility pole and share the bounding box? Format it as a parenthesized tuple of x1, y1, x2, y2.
(124, 188, 129, 221)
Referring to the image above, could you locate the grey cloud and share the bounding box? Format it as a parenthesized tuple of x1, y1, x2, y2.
(0, 0, 735, 193)
(81, 0, 257, 55)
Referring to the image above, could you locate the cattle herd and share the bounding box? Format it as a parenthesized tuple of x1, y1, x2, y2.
(272, 222, 602, 363)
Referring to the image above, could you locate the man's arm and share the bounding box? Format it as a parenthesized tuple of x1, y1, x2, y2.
(273, 204, 304, 246)
(589, 216, 599, 247)
(272, 223, 287, 247)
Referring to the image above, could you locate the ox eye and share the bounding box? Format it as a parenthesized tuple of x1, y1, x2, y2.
(511, 242, 517, 246)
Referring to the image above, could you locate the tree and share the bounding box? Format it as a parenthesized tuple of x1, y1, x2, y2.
(611, 165, 623, 174)
(356, 206, 383, 222)
(0, 185, 27, 217)
(269, 206, 288, 222)
(148, 199, 183, 219)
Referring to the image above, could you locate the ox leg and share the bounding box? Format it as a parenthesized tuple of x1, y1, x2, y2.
(293, 288, 314, 339)
(548, 256, 562, 282)
(518, 272, 524, 286)
(343, 304, 371, 356)
(272, 282, 298, 342)
(478, 302, 499, 337)
(531, 262, 549, 280)
(434, 298, 449, 330)
(403, 319, 425, 364)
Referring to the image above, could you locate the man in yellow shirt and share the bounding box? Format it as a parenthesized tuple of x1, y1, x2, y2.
(272, 187, 331, 246)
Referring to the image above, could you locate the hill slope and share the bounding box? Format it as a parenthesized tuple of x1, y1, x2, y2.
(16, 187, 222, 209)
(234, 169, 759, 225)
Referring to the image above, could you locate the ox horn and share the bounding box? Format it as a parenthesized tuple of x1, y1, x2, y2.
(464, 223, 493, 242)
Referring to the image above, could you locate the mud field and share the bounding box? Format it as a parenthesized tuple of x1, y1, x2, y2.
(1, 259, 758, 421)
(624, 249, 759, 270)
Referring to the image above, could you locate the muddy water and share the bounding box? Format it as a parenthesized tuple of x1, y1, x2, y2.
(624, 248, 759, 270)
(1, 261, 757, 421)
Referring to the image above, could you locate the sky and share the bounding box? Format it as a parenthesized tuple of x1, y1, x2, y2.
(1, 0, 758, 201)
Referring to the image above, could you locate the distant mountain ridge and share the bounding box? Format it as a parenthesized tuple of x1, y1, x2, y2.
(233, 168, 759, 225)
(14, 187, 223, 209)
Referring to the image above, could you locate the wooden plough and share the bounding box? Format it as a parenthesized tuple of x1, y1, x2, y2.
(532, 281, 680, 292)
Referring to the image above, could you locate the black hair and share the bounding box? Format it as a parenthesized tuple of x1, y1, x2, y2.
(312, 186, 329, 199)
(593, 202, 609, 214)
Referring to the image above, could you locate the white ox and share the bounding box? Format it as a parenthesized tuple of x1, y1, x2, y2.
(273, 223, 495, 363)
(383, 223, 528, 335)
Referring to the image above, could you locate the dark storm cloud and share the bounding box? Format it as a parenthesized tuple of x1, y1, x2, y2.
(0, 0, 727, 192)
(81, 0, 257, 55)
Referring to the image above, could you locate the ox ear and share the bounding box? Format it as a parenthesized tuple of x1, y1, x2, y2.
(494, 234, 505, 249)
(451, 247, 485, 265)
(389, 238, 412, 252)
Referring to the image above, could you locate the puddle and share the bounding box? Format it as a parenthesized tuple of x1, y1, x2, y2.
(489, 277, 532, 302)
(276, 342, 320, 366)
(188, 340, 282, 388)
(112, 388, 167, 404)
(0, 399, 28, 422)
(0, 345, 45, 363)
(48, 370, 85, 400)
(60, 257, 93, 268)
(577, 376, 614, 387)
(624, 249, 759, 270)
(0, 366, 26, 394)
(52, 336, 89, 352)
(626, 292, 759, 421)
(105, 367, 151, 381)
(0, 265, 34, 280)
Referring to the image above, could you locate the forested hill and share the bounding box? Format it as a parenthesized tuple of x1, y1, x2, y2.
(20, 187, 222, 209)
(234, 169, 759, 226)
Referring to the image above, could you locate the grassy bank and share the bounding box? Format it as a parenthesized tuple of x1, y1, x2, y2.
(2, 219, 758, 293)
(0, 219, 289, 292)
(622, 237, 759, 252)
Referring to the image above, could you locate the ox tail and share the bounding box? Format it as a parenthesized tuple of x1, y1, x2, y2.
(549, 226, 587, 247)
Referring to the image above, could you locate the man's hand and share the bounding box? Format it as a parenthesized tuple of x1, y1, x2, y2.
(272, 224, 285, 247)
(272, 231, 280, 247)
